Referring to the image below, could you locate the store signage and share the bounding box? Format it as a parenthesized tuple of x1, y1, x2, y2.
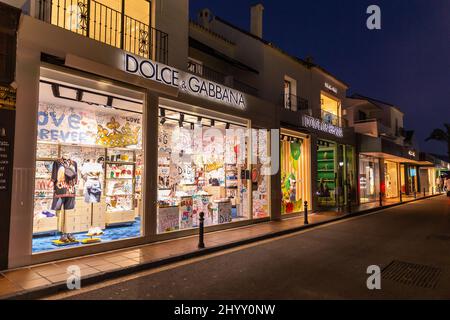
(325, 82, 338, 94)
(302, 115, 344, 138)
(124, 54, 246, 109)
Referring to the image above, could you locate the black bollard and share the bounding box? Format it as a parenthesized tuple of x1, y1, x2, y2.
(304, 201, 309, 225)
(414, 191, 417, 199)
(198, 211, 205, 249)
(379, 192, 383, 207)
(400, 191, 403, 203)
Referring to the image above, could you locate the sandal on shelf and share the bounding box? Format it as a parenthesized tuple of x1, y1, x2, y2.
(67, 234, 77, 242)
(59, 234, 69, 243)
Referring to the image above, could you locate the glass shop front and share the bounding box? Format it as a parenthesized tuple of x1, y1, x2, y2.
(359, 155, 380, 204)
(280, 130, 311, 214)
(33, 67, 145, 253)
(156, 103, 271, 233)
(316, 139, 355, 208)
(384, 161, 399, 198)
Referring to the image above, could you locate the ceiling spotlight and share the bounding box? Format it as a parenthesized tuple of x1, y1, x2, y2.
(197, 116, 202, 124)
(190, 123, 195, 130)
(225, 122, 230, 129)
(211, 119, 215, 127)
(160, 117, 166, 125)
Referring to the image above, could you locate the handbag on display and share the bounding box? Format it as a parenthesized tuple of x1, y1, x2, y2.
(64, 166, 77, 180)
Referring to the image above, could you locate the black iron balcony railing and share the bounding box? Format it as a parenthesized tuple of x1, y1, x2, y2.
(321, 109, 348, 127)
(187, 60, 259, 96)
(37, 0, 168, 63)
(187, 61, 226, 85)
(233, 79, 258, 96)
(282, 93, 310, 113)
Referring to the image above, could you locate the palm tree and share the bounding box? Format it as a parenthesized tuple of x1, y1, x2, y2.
(425, 124, 450, 159)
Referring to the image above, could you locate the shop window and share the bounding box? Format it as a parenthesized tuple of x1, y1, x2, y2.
(384, 161, 399, 198)
(157, 107, 251, 233)
(320, 93, 341, 126)
(33, 68, 145, 253)
(316, 140, 337, 207)
(252, 129, 270, 218)
(280, 132, 311, 214)
(359, 155, 380, 203)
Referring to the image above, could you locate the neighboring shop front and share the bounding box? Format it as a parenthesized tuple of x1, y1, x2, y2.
(280, 128, 311, 215)
(357, 134, 423, 201)
(279, 77, 356, 212)
(9, 16, 277, 268)
(358, 154, 380, 203)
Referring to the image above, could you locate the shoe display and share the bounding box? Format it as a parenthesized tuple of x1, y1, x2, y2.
(67, 233, 77, 242)
(59, 234, 69, 243)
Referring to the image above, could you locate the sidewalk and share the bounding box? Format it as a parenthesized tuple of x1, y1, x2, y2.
(0, 192, 443, 300)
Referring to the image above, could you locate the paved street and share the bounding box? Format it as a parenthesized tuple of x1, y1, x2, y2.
(58, 195, 450, 300)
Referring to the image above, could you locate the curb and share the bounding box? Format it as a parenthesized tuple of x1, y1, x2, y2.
(6, 193, 443, 300)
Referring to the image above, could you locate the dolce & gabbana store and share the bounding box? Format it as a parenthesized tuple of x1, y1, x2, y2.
(8, 17, 277, 268)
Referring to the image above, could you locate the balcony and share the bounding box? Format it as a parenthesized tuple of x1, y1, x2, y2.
(187, 60, 259, 96)
(36, 0, 168, 63)
(282, 93, 310, 114)
(321, 109, 347, 127)
(353, 118, 400, 139)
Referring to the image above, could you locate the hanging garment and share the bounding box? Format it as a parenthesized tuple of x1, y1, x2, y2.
(81, 162, 103, 203)
(51, 158, 78, 210)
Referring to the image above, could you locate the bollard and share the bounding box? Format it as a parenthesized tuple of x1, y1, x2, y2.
(304, 201, 309, 225)
(414, 191, 417, 199)
(198, 211, 205, 249)
(379, 192, 383, 207)
(400, 191, 403, 203)
(423, 187, 426, 198)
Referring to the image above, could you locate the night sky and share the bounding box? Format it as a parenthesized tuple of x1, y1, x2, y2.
(189, 0, 450, 155)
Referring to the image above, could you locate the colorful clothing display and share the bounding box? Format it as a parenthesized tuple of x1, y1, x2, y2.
(51, 158, 78, 210)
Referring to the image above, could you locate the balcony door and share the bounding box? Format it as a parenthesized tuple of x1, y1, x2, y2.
(46, 0, 152, 57)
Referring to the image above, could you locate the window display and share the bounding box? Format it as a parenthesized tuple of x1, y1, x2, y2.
(384, 161, 399, 198)
(32, 72, 144, 253)
(359, 155, 380, 203)
(157, 107, 253, 233)
(316, 140, 337, 207)
(280, 132, 311, 214)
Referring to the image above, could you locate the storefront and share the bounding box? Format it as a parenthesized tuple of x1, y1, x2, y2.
(384, 160, 399, 198)
(280, 129, 311, 214)
(9, 15, 277, 268)
(358, 154, 380, 203)
(316, 139, 355, 208)
(32, 67, 146, 252)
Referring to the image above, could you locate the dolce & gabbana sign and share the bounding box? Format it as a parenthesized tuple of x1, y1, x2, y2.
(124, 54, 246, 109)
(302, 115, 344, 138)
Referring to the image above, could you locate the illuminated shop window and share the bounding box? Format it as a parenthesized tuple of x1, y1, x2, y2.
(33, 68, 145, 253)
(384, 161, 399, 198)
(280, 131, 311, 214)
(157, 107, 253, 233)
